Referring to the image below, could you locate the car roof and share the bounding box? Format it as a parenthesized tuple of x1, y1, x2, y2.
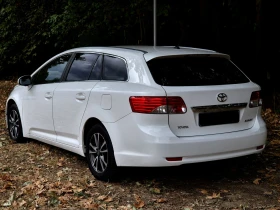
(63, 46, 230, 61)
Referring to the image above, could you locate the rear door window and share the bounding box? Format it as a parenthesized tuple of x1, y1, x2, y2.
(147, 56, 249, 86)
(102, 55, 128, 81)
(66, 53, 99, 81)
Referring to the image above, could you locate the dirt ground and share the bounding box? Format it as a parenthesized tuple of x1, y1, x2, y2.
(0, 78, 280, 210)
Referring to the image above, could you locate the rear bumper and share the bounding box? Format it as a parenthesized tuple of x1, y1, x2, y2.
(104, 114, 267, 167)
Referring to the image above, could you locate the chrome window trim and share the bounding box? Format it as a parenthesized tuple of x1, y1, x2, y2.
(191, 103, 248, 113)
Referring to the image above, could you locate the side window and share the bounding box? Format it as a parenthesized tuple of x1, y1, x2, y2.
(88, 54, 103, 80)
(66, 53, 99, 81)
(32, 54, 71, 85)
(102, 55, 128, 81)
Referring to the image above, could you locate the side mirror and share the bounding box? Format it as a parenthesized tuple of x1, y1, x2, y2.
(18, 75, 31, 86)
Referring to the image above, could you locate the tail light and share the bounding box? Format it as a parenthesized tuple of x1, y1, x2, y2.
(249, 91, 262, 108)
(129, 96, 187, 114)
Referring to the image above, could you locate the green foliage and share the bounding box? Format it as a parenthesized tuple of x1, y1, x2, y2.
(0, 0, 262, 78)
(0, 0, 171, 74)
(0, 0, 67, 72)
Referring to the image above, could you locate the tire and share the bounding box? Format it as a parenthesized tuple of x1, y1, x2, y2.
(7, 104, 25, 142)
(86, 124, 118, 181)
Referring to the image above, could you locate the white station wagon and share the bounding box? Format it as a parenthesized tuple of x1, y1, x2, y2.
(6, 46, 267, 180)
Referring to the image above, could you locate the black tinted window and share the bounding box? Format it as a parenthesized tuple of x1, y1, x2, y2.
(147, 56, 249, 86)
(66, 53, 99, 81)
(32, 54, 71, 85)
(103, 56, 127, 81)
(89, 54, 102, 80)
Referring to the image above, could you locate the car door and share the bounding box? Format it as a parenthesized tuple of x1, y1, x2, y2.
(23, 54, 72, 142)
(53, 53, 102, 147)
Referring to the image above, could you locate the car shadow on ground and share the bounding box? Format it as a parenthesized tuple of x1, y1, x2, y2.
(118, 154, 265, 184)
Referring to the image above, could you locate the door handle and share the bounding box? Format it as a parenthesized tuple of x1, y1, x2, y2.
(45, 92, 52, 99)
(76, 93, 86, 101)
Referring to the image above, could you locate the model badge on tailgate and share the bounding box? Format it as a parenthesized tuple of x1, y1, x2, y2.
(178, 126, 189, 129)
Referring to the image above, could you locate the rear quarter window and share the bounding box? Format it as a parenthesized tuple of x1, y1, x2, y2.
(147, 56, 250, 86)
(102, 55, 128, 81)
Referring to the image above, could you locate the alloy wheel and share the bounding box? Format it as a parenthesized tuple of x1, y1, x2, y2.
(9, 109, 20, 139)
(88, 132, 108, 173)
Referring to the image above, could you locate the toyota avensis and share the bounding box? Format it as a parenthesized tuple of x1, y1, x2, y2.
(6, 46, 267, 181)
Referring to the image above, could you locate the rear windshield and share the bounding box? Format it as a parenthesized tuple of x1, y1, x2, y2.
(147, 56, 249, 86)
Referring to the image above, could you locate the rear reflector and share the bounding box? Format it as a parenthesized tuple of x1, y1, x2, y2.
(129, 96, 187, 114)
(256, 145, 264, 150)
(249, 91, 262, 108)
(166, 157, 183, 161)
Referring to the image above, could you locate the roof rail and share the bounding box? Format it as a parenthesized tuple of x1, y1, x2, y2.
(163, 46, 216, 53)
(111, 46, 148, 54)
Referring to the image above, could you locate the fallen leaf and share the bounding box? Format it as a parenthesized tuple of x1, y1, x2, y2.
(48, 189, 62, 195)
(253, 178, 261, 185)
(57, 162, 63, 167)
(21, 184, 34, 194)
(61, 188, 73, 193)
(134, 200, 145, 208)
(59, 157, 65, 162)
(74, 188, 84, 193)
(206, 193, 221, 199)
(36, 189, 45, 195)
(97, 195, 107, 201)
(19, 200, 26, 207)
(59, 195, 71, 204)
(0, 174, 13, 181)
(4, 181, 13, 189)
(150, 187, 161, 194)
(12, 201, 18, 208)
(267, 168, 277, 172)
(104, 197, 113, 202)
(87, 181, 96, 188)
(134, 194, 145, 208)
(84, 203, 99, 209)
(2, 191, 15, 207)
(200, 189, 208, 195)
(156, 198, 167, 203)
(221, 190, 229, 193)
(57, 171, 63, 177)
(264, 191, 272, 195)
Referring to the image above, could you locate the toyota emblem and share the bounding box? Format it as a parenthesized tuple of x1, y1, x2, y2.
(217, 93, 227, 102)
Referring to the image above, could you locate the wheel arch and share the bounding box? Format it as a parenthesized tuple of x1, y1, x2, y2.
(6, 95, 24, 119)
(6, 99, 17, 127)
(82, 117, 110, 155)
(7, 99, 16, 107)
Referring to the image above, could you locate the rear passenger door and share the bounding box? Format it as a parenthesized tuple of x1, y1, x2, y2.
(53, 53, 102, 147)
